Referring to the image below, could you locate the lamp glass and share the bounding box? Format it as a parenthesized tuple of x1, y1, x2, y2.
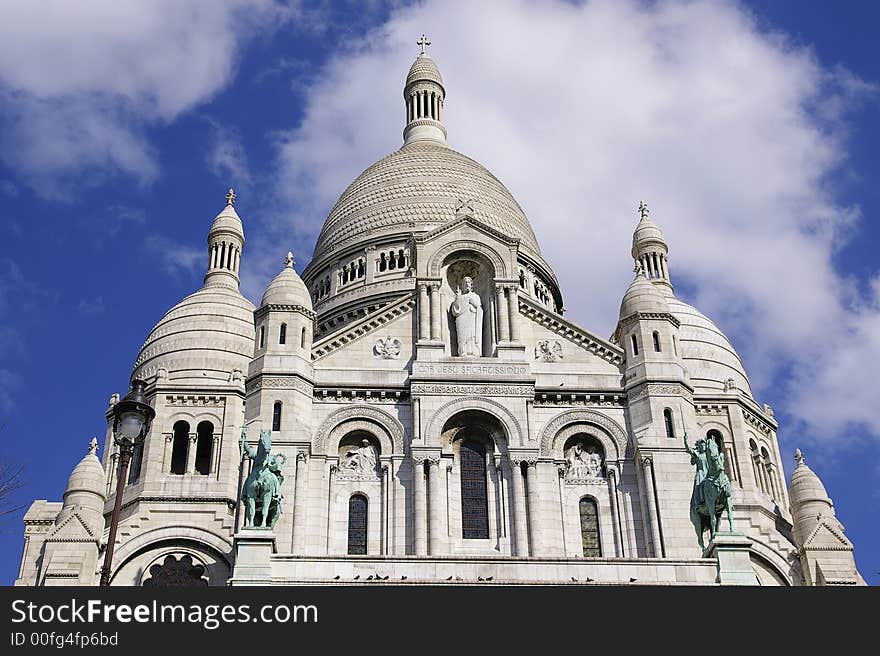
(118, 411, 145, 440)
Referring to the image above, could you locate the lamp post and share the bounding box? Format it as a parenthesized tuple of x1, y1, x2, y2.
(99, 379, 155, 586)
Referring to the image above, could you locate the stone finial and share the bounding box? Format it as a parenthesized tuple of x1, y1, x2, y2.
(417, 33, 431, 55)
(88, 437, 98, 456)
(794, 448, 805, 466)
(638, 200, 649, 221)
(285, 251, 294, 268)
(226, 187, 236, 206)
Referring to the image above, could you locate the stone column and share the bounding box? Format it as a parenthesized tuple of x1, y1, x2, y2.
(186, 433, 197, 474)
(325, 463, 337, 553)
(495, 285, 510, 342)
(507, 287, 520, 342)
(525, 461, 541, 556)
(509, 458, 529, 556)
(641, 456, 664, 558)
(429, 284, 442, 341)
(292, 452, 309, 554)
(418, 283, 430, 341)
(556, 465, 567, 556)
(428, 457, 447, 554)
(607, 465, 625, 557)
(412, 456, 428, 555)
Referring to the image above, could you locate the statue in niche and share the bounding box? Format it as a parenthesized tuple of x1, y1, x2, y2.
(564, 442, 603, 481)
(343, 439, 378, 475)
(450, 275, 483, 357)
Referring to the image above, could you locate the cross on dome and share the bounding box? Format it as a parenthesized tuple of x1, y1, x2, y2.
(226, 188, 236, 206)
(417, 34, 431, 55)
(285, 251, 295, 268)
(795, 448, 805, 465)
(88, 437, 98, 456)
(638, 200, 649, 220)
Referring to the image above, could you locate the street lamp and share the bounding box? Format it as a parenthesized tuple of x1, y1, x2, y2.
(99, 379, 155, 586)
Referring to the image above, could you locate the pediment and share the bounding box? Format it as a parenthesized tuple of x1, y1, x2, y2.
(804, 518, 852, 551)
(47, 511, 95, 541)
(414, 214, 520, 249)
(312, 295, 415, 361)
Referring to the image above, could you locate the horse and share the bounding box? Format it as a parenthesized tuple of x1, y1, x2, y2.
(688, 437, 734, 551)
(241, 429, 284, 529)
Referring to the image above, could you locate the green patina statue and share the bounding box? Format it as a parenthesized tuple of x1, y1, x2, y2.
(685, 429, 734, 551)
(240, 426, 286, 529)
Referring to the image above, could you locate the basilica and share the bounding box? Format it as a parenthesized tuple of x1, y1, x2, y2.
(15, 43, 864, 586)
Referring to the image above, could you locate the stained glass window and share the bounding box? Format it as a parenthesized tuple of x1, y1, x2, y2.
(579, 497, 601, 557)
(348, 494, 368, 555)
(460, 440, 489, 539)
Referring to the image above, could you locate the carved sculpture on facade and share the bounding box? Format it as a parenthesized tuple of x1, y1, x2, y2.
(535, 339, 563, 362)
(342, 439, 379, 476)
(564, 442, 603, 482)
(450, 275, 483, 357)
(240, 426, 286, 529)
(373, 337, 402, 359)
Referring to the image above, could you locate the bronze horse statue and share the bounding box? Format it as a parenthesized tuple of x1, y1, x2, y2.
(240, 427, 285, 529)
(685, 434, 734, 551)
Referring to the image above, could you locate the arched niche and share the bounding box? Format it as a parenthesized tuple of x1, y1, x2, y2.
(439, 249, 497, 357)
(109, 530, 232, 587)
(539, 409, 627, 462)
(561, 433, 606, 482)
(337, 430, 382, 478)
(313, 406, 404, 456)
(427, 397, 521, 451)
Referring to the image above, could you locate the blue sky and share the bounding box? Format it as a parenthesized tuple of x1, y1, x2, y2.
(0, 0, 876, 585)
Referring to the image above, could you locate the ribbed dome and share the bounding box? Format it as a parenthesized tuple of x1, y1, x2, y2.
(619, 274, 670, 319)
(666, 295, 753, 396)
(133, 286, 255, 383)
(312, 140, 542, 260)
(406, 53, 443, 87)
(261, 256, 312, 309)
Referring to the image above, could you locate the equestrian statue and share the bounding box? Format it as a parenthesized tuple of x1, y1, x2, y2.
(240, 426, 286, 529)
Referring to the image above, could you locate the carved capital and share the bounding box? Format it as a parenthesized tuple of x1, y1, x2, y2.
(641, 455, 654, 469)
(296, 451, 308, 463)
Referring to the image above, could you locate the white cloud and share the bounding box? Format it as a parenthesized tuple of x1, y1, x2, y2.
(206, 119, 253, 188)
(272, 0, 879, 444)
(0, 0, 292, 197)
(145, 236, 204, 278)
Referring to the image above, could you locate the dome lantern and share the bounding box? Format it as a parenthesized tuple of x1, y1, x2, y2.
(403, 35, 446, 145)
(631, 201, 672, 292)
(204, 187, 245, 290)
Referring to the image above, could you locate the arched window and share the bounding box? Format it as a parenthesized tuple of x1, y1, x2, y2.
(653, 331, 661, 352)
(279, 323, 287, 345)
(195, 421, 214, 475)
(663, 408, 675, 438)
(519, 269, 525, 288)
(579, 497, 601, 557)
(301, 326, 307, 348)
(630, 334, 639, 356)
(379, 253, 387, 272)
(707, 430, 724, 453)
(672, 334, 678, 355)
(272, 402, 282, 432)
(142, 555, 207, 587)
(170, 420, 189, 475)
(459, 440, 489, 539)
(128, 441, 144, 484)
(259, 325, 265, 349)
(347, 494, 368, 555)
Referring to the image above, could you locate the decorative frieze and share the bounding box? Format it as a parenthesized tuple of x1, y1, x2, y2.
(411, 382, 533, 397)
(412, 361, 532, 379)
(695, 404, 727, 415)
(314, 388, 407, 403)
(743, 409, 773, 435)
(628, 382, 691, 401)
(313, 296, 415, 360)
(246, 376, 313, 396)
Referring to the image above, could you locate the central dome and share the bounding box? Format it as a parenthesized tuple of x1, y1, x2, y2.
(311, 140, 543, 261)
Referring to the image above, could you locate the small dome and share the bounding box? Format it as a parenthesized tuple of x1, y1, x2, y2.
(619, 273, 670, 319)
(406, 53, 444, 88)
(209, 203, 243, 235)
(631, 215, 666, 253)
(666, 295, 753, 396)
(133, 285, 255, 383)
(261, 253, 313, 309)
(63, 450, 104, 501)
(789, 450, 831, 508)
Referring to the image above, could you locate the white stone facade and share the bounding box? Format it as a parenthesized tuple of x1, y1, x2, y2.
(16, 48, 864, 587)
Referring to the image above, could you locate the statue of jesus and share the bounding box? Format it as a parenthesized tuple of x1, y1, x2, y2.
(450, 276, 483, 357)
